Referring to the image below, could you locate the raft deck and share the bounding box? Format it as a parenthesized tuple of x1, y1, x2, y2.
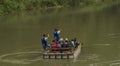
(43, 43, 81, 59)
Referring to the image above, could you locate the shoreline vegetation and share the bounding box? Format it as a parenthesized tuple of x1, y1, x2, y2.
(0, 0, 120, 15)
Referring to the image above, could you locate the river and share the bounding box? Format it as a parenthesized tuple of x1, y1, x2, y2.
(0, 4, 120, 66)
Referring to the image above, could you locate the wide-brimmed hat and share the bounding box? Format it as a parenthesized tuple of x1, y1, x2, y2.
(60, 38, 63, 41)
(65, 38, 68, 41)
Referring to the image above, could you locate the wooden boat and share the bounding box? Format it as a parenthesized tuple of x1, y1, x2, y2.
(43, 43, 81, 59)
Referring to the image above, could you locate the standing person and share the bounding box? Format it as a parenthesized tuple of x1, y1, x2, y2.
(41, 34, 49, 52)
(54, 29, 61, 41)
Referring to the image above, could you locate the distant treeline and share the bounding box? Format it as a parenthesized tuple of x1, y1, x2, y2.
(0, 0, 119, 14)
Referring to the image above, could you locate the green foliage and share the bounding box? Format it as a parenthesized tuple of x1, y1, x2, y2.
(80, 0, 97, 4)
(54, 0, 80, 6)
(0, 0, 120, 14)
(39, 0, 57, 7)
(67, 0, 80, 6)
(0, 5, 4, 14)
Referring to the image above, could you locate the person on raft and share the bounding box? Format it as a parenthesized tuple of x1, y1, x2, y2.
(53, 29, 61, 41)
(41, 34, 49, 52)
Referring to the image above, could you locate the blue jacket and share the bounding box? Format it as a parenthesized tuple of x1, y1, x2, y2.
(41, 37, 48, 46)
(54, 31, 60, 40)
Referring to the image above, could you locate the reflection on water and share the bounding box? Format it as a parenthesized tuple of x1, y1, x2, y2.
(0, 4, 120, 66)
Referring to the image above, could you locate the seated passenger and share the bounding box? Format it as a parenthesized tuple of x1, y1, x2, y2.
(51, 40, 57, 53)
(73, 38, 79, 48)
(57, 38, 64, 48)
(63, 38, 71, 48)
(57, 38, 64, 53)
(57, 42, 61, 48)
(51, 40, 57, 48)
(71, 39, 75, 47)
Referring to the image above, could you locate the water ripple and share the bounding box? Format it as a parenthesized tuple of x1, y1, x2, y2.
(0, 51, 43, 64)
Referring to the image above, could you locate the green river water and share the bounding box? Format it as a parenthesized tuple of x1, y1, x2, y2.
(0, 4, 120, 66)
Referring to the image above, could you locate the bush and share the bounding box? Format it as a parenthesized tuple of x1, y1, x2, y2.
(40, 0, 57, 7)
(0, 0, 120, 15)
(0, 5, 4, 14)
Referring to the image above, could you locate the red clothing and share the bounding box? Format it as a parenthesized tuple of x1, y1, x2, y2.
(52, 42, 57, 48)
(52, 41, 57, 53)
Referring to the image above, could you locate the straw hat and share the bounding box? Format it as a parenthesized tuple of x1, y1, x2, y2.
(60, 38, 63, 41)
(65, 38, 68, 41)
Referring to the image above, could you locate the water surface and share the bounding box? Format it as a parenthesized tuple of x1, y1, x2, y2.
(0, 4, 120, 66)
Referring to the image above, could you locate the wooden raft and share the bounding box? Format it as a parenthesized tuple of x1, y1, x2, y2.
(43, 43, 81, 59)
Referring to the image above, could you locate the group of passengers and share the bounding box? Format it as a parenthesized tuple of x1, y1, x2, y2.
(41, 29, 79, 52)
(51, 38, 79, 49)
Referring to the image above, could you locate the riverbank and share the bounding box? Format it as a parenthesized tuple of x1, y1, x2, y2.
(0, 0, 120, 15)
(79, 0, 120, 12)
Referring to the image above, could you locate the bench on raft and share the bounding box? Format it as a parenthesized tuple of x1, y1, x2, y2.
(47, 47, 73, 51)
